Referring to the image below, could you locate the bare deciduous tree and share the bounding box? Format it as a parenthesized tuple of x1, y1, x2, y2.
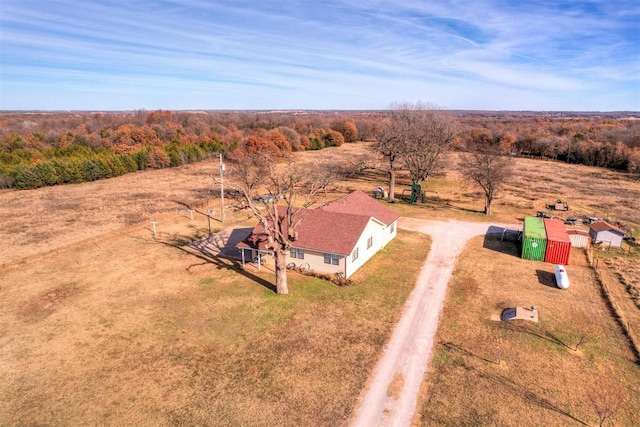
(567, 321, 600, 352)
(401, 104, 457, 185)
(373, 117, 403, 203)
(374, 102, 457, 202)
(571, 326, 596, 352)
(338, 153, 378, 179)
(230, 154, 329, 294)
(587, 372, 627, 427)
(459, 145, 513, 215)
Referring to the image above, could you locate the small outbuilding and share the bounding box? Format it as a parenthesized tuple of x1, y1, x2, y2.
(588, 221, 625, 248)
(567, 230, 591, 248)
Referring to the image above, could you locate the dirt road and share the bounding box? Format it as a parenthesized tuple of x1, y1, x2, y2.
(351, 218, 518, 427)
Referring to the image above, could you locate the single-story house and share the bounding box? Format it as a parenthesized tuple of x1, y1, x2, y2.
(566, 229, 591, 248)
(588, 221, 625, 247)
(237, 190, 400, 278)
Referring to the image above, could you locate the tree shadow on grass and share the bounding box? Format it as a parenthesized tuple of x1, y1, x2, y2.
(498, 322, 565, 348)
(149, 228, 277, 293)
(441, 341, 496, 365)
(404, 198, 485, 214)
(520, 390, 588, 425)
(447, 356, 590, 426)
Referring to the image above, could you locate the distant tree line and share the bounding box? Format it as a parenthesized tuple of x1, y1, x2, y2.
(456, 116, 640, 174)
(1, 110, 639, 189)
(0, 110, 365, 189)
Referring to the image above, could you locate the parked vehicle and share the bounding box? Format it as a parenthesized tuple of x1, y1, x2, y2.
(252, 193, 284, 203)
(547, 199, 569, 211)
(254, 194, 275, 203)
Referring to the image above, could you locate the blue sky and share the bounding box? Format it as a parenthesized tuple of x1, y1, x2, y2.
(1, 0, 638, 111)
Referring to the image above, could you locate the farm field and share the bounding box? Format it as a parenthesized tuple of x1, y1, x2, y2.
(1, 142, 639, 425)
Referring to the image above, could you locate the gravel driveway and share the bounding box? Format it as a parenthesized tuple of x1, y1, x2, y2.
(351, 217, 519, 427)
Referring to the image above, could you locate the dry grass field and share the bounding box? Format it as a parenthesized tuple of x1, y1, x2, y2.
(0, 216, 431, 425)
(393, 153, 640, 235)
(1, 142, 639, 425)
(1, 143, 638, 268)
(0, 161, 228, 267)
(605, 258, 640, 310)
(414, 239, 640, 426)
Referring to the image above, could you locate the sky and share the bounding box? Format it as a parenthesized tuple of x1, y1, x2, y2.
(1, 0, 639, 111)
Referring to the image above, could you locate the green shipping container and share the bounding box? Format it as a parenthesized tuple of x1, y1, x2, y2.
(522, 216, 547, 261)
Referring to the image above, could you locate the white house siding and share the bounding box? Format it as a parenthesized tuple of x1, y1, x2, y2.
(388, 219, 398, 242)
(286, 249, 345, 276)
(344, 218, 398, 278)
(284, 218, 398, 279)
(590, 230, 624, 247)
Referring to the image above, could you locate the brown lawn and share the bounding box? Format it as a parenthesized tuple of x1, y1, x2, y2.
(604, 257, 640, 310)
(1, 143, 638, 269)
(0, 212, 431, 425)
(1, 142, 639, 425)
(414, 238, 640, 426)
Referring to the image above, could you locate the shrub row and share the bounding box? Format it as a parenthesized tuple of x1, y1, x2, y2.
(0, 141, 221, 189)
(5, 153, 139, 189)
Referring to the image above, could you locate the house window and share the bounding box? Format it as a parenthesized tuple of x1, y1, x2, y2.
(390, 222, 395, 234)
(352, 247, 359, 262)
(367, 236, 373, 249)
(324, 253, 339, 265)
(290, 248, 304, 259)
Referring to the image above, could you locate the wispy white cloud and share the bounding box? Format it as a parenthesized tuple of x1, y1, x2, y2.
(1, 0, 638, 110)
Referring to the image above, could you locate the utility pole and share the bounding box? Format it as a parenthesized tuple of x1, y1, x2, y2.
(219, 153, 226, 222)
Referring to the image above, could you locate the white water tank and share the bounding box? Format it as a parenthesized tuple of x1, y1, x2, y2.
(554, 265, 570, 289)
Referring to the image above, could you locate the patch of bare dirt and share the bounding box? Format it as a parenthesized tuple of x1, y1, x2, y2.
(16, 282, 81, 321)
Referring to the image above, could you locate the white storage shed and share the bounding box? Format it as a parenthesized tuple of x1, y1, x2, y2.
(588, 222, 625, 248)
(567, 230, 591, 248)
